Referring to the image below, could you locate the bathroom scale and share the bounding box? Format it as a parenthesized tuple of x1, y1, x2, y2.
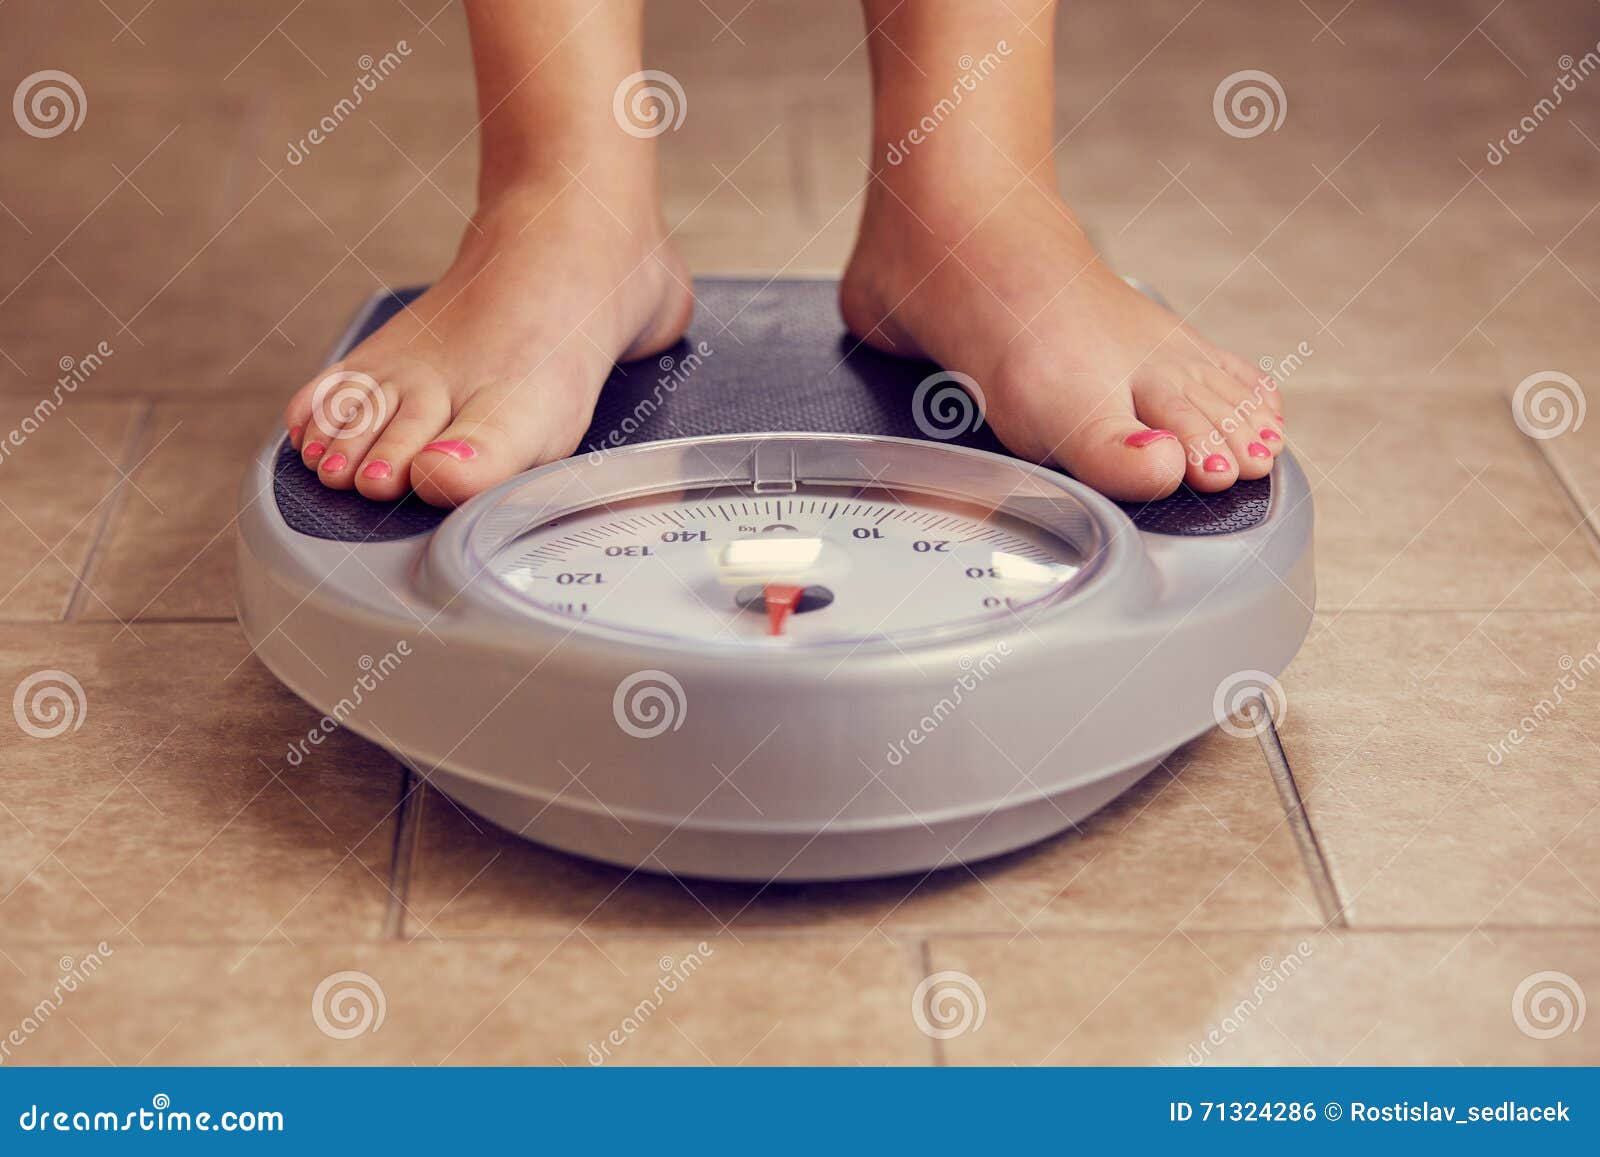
(237, 278, 1314, 881)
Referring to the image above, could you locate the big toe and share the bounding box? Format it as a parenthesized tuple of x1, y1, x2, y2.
(407, 388, 576, 507)
(408, 428, 513, 508)
(1053, 413, 1188, 502)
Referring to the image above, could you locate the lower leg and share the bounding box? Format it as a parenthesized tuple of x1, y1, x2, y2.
(285, 0, 692, 507)
(844, 0, 1283, 499)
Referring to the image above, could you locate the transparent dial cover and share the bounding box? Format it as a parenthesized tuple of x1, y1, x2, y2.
(442, 435, 1106, 648)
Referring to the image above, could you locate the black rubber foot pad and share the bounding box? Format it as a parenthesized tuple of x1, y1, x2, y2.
(274, 280, 1270, 543)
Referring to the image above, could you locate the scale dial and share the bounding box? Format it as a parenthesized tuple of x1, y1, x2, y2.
(438, 435, 1108, 649)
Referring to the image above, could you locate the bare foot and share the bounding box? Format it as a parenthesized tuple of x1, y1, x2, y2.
(847, 0, 1282, 502)
(283, 180, 692, 507)
(841, 180, 1283, 501)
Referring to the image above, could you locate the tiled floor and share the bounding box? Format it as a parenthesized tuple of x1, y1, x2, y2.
(1, 0, 1598, 1065)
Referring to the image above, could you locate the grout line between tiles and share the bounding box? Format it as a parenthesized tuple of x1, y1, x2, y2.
(1493, 394, 1600, 566)
(1529, 435, 1600, 563)
(9, 924, 1595, 953)
(64, 400, 153, 622)
(1253, 705, 1346, 928)
(380, 767, 424, 940)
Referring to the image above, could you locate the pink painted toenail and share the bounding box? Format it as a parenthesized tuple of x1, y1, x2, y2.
(1203, 454, 1230, 473)
(361, 460, 392, 481)
(1248, 441, 1271, 459)
(321, 453, 347, 472)
(289, 425, 304, 443)
(1123, 429, 1177, 448)
(1260, 428, 1281, 442)
(422, 439, 476, 461)
(1274, 413, 1285, 423)
(304, 441, 326, 461)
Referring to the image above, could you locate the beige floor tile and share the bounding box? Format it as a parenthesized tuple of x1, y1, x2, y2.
(0, 0, 475, 404)
(0, 400, 142, 622)
(402, 729, 1320, 939)
(0, 623, 401, 945)
(80, 400, 282, 621)
(7, 0, 1587, 403)
(1105, 195, 1571, 387)
(0, 936, 927, 1065)
(2, 0, 1597, 1068)
(658, 78, 810, 214)
(1289, 386, 1600, 611)
(647, 0, 868, 80)
(673, 208, 858, 275)
(929, 929, 1600, 1065)
(1281, 613, 1600, 927)
(1471, 193, 1600, 411)
(1046, 0, 1564, 205)
(1421, 196, 1600, 386)
(1, 153, 467, 404)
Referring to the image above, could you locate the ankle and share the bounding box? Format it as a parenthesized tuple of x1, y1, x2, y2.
(480, 150, 658, 212)
(473, 161, 661, 238)
(859, 163, 1072, 248)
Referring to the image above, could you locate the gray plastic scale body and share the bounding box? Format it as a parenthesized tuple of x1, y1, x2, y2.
(237, 279, 1314, 881)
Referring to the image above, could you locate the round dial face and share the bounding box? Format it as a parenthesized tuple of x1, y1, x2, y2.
(478, 483, 1092, 647)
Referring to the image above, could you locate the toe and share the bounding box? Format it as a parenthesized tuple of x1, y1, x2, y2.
(1131, 378, 1239, 492)
(409, 425, 507, 508)
(407, 381, 585, 507)
(296, 372, 344, 468)
(283, 376, 320, 452)
(1185, 371, 1274, 481)
(1213, 347, 1287, 432)
(318, 379, 400, 491)
(297, 365, 383, 471)
(1052, 410, 1188, 502)
(355, 390, 453, 502)
(1214, 348, 1274, 396)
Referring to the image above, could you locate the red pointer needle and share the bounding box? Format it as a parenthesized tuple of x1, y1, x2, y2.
(764, 583, 804, 636)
